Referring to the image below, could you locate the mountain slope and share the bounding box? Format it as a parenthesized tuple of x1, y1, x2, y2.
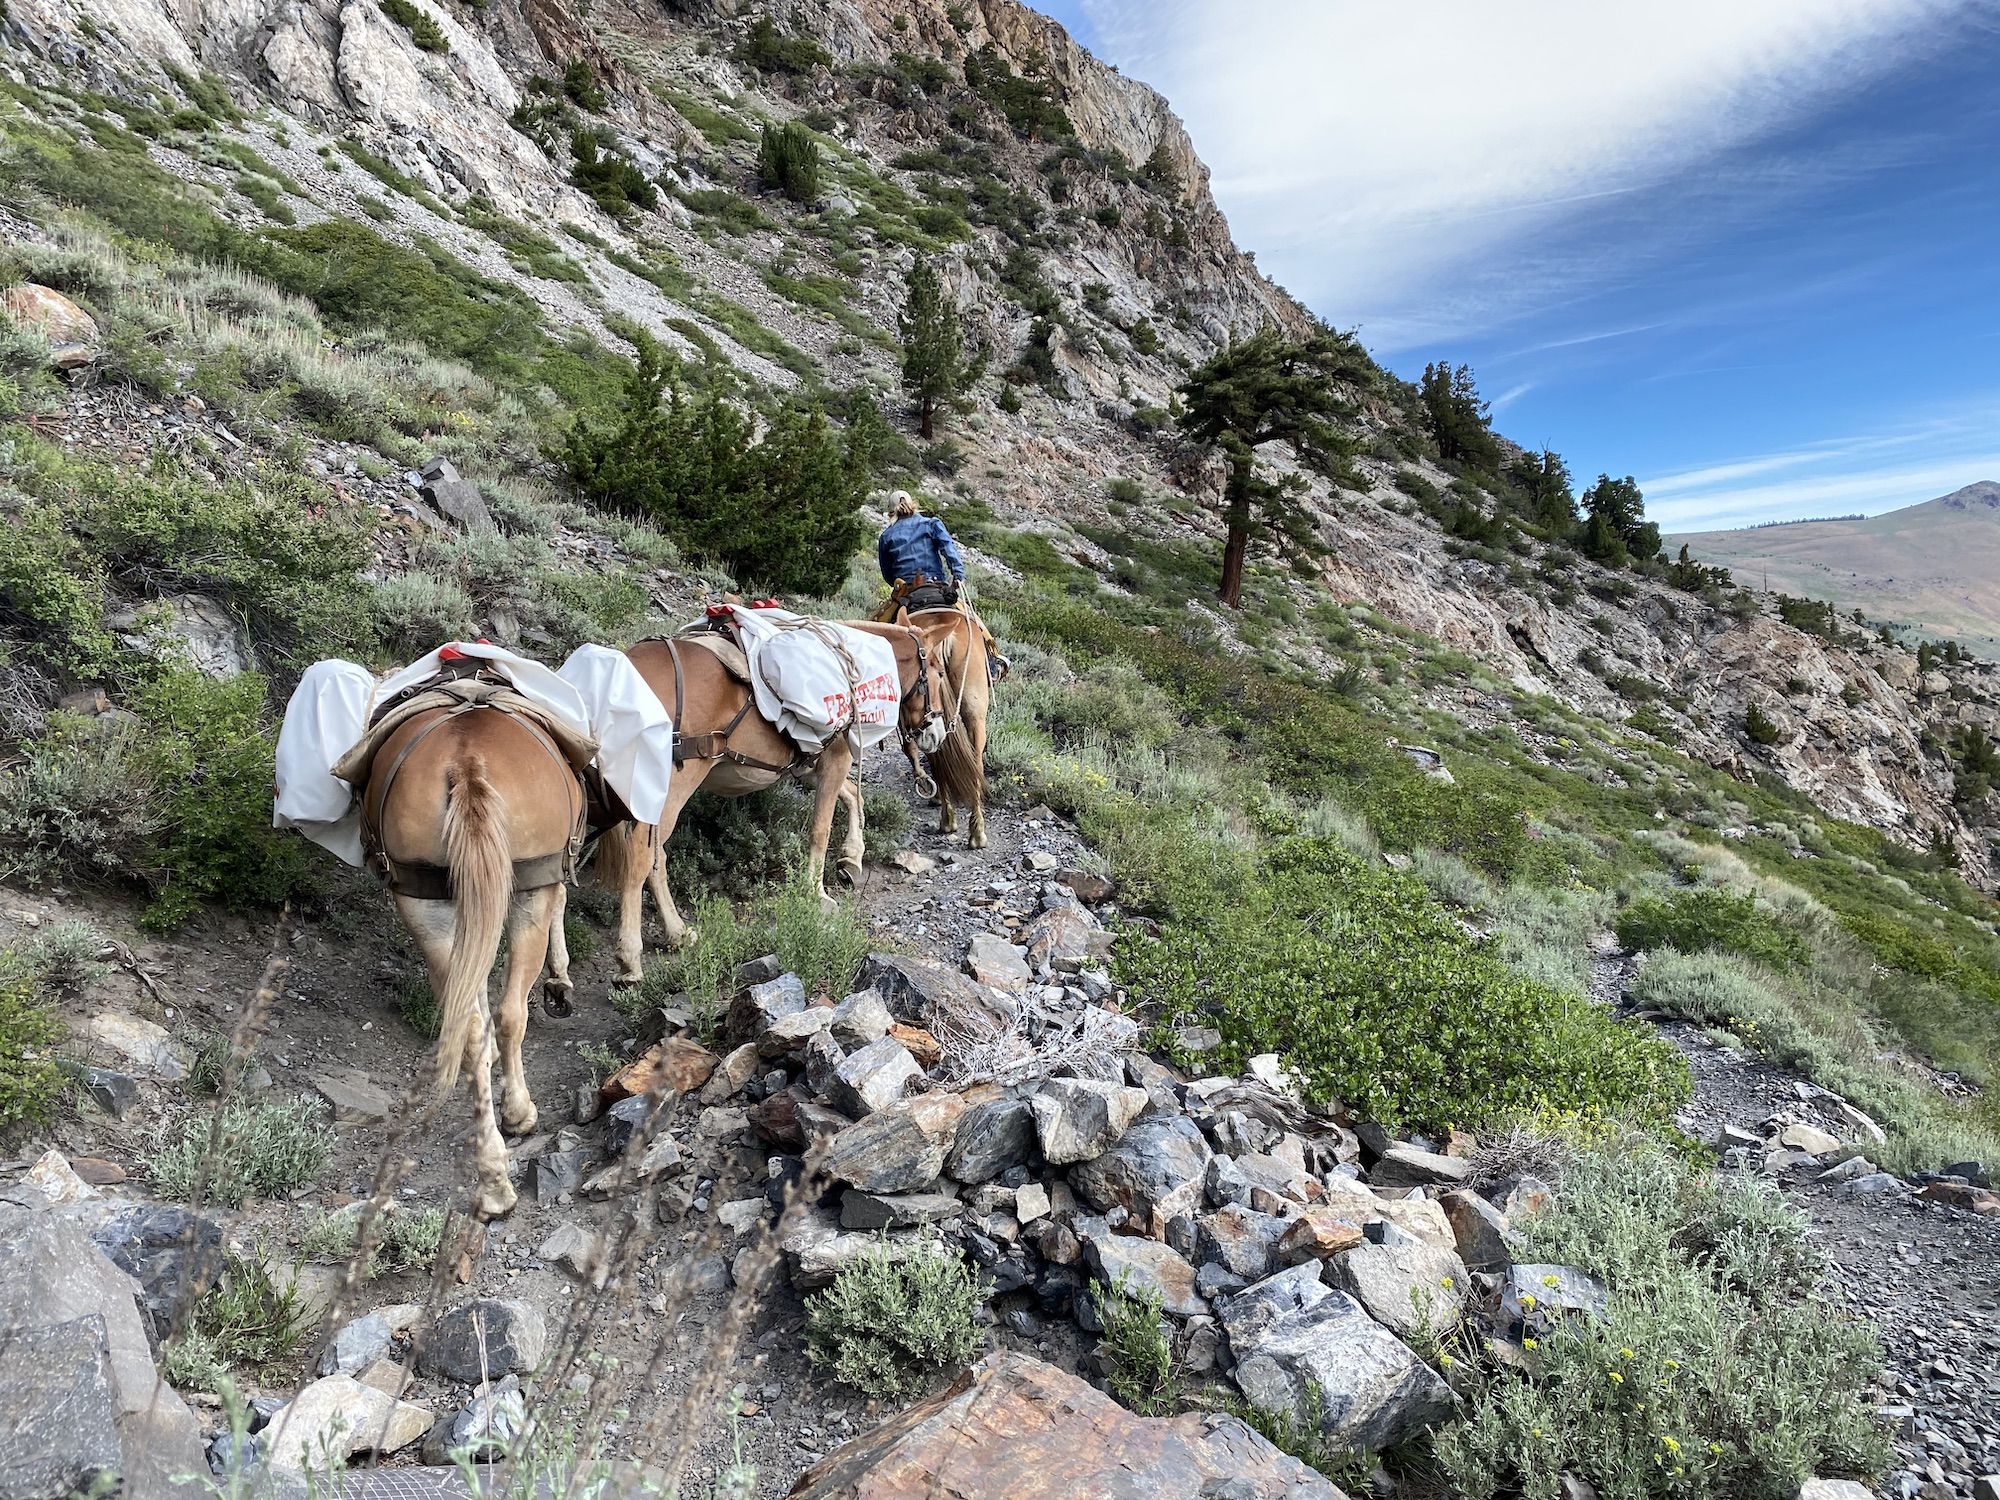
(1675, 482, 2000, 656)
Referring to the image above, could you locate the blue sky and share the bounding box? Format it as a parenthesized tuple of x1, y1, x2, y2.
(1030, 1, 2000, 531)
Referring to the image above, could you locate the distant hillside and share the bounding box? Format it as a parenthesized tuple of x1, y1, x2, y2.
(1675, 482, 2000, 656)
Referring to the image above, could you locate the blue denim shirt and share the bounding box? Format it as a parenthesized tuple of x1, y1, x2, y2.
(877, 515, 965, 586)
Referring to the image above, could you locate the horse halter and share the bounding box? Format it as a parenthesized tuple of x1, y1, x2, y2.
(897, 628, 948, 756)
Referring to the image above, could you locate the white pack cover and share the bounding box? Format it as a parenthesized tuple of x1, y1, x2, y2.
(273, 642, 676, 865)
(723, 607, 901, 754)
(273, 658, 377, 865)
(556, 644, 674, 824)
(374, 641, 592, 733)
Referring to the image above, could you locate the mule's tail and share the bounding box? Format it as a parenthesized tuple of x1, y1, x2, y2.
(928, 619, 986, 811)
(435, 753, 509, 1096)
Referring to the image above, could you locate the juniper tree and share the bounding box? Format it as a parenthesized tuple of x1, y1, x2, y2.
(758, 121, 821, 201)
(1579, 473, 1660, 566)
(1176, 326, 1369, 609)
(899, 256, 977, 440)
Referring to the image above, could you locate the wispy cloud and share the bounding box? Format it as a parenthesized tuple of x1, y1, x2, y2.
(1489, 382, 1535, 413)
(1647, 397, 2000, 529)
(1075, 0, 1969, 348)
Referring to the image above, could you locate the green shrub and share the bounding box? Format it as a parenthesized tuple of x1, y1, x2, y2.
(147, 1097, 335, 1207)
(1431, 1135, 1889, 1500)
(234, 172, 295, 225)
(561, 59, 606, 110)
(127, 668, 315, 928)
(757, 122, 822, 202)
(0, 713, 160, 887)
(570, 129, 657, 217)
(1124, 838, 1689, 1133)
(560, 337, 881, 597)
(762, 868, 871, 1001)
(1744, 702, 1782, 745)
(1615, 886, 1810, 970)
(805, 1240, 985, 1398)
(162, 1256, 313, 1390)
(380, 0, 448, 51)
(300, 1203, 447, 1276)
(373, 570, 477, 654)
(1092, 1276, 1178, 1416)
(736, 17, 830, 73)
(0, 949, 70, 1130)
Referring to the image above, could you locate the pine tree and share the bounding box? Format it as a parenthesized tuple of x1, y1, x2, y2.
(1579, 473, 1661, 565)
(1418, 361, 1499, 470)
(1505, 447, 1575, 528)
(899, 257, 977, 440)
(1141, 137, 1182, 197)
(1176, 326, 1370, 609)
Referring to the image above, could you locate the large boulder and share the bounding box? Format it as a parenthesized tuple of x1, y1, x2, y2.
(2, 283, 99, 368)
(965, 932, 1032, 991)
(1230, 1291, 1456, 1454)
(823, 1037, 921, 1118)
(944, 1097, 1037, 1184)
(1369, 1144, 1471, 1190)
(779, 1208, 952, 1291)
(1440, 1190, 1512, 1271)
(1323, 1239, 1468, 1341)
(105, 594, 256, 680)
(262, 1374, 431, 1471)
(0, 1202, 207, 1499)
(728, 973, 808, 1043)
(1030, 1079, 1148, 1166)
(787, 1351, 1346, 1499)
(415, 1299, 547, 1382)
(1193, 1205, 1291, 1283)
(1075, 1218, 1205, 1317)
(89, 1204, 226, 1344)
(857, 952, 1017, 1038)
(0, 1315, 122, 1499)
(1070, 1113, 1212, 1237)
(821, 1093, 968, 1194)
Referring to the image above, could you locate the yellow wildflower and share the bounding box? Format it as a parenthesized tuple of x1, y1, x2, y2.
(1607, 1370, 1624, 1385)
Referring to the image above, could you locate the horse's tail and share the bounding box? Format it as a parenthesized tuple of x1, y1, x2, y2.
(434, 752, 509, 1096)
(928, 617, 986, 811)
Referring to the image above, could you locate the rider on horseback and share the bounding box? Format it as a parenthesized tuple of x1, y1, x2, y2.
(875, 491, 1009, 678)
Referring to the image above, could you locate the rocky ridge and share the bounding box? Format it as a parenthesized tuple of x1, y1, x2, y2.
(2, 0, 1992, 878)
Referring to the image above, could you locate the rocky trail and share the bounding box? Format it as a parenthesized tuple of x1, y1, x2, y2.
(1601, 948, 2000, 1500)
(4, 757, 1998, 1499)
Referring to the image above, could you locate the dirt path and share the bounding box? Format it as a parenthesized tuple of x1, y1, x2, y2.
(1595, 952, 2000, 1499)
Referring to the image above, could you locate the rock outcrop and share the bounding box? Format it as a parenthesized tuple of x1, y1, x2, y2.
(787, 1350, 1348, 1499)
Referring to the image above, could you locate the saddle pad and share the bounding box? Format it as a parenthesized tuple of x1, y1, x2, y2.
(329, 681, 598, 790)
(674, 629, 752, 684)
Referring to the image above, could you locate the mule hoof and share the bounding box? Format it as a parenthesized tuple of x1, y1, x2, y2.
(475, 1183, 518, 1221)
(667, 925, 700, 954)
(542, 983, 574, 1019)
(969, 831, 989, 850)
(818, 889, 839, 915)
(504, 1104, 539, 1137)
(837, 857, 862, 887)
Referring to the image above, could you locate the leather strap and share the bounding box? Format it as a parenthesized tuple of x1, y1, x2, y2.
(666, 639, 799, 775)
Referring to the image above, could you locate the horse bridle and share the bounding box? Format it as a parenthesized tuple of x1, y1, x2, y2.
(896, 626, 948, 751)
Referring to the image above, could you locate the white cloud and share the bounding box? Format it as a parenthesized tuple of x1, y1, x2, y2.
(1645, 398, 2000, 529)
(1075, 0, 1966, 348)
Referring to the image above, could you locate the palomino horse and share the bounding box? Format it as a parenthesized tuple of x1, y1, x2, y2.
(860, 609, 991, 849)
(361, 704, 581, 1218)
(597, 625, 946, 985)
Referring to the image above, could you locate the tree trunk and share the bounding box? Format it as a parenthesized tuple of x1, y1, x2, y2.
(1217, 461, 1251, 609)
(919, 396, 935, 441)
